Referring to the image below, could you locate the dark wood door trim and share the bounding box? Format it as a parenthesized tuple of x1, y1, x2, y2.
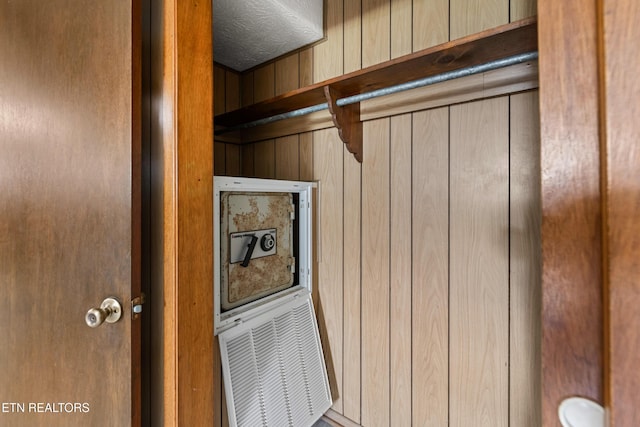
(538, 0, 604, 424)
(539, 0, 640, 424)
(148, 0, 215, 425)
(132, 0, 143, 425)
(600, 0, 640, 424)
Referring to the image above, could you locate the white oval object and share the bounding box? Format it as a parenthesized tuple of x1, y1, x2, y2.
(558, 397, 605, 427)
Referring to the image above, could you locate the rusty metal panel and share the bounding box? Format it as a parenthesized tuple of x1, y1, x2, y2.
(220, 192, 295, 310)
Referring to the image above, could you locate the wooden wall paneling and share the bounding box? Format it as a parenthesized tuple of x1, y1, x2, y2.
(275, 54, 301, 181)
(299, 132, 314, 181)
(450, 0, 508, 40)
(238, 70, 255, 177)
(214, 142, 226, 175)
(275, 54, 300, 95)
(412, 0, 448, 50)
(214, 65, 226, 114)
(343, 0, 362, 73)
(362, 0, 391, 68)
(213, 67, 226, 178)
(275, 135, 300, 180)
(225, 144, 241, 176)
(254, 63, 275, 102)
(509, 91, 541, 427)
(537, 0, 603, 424)
(390, 114, 412, 427)
(240, 64, 255, 177)
(342, 145, 362, 422)
(241, 144, 255, 177)
(391, 0, 412, 58)
(313, 128, 345, 413)
(253, 140, 276, 179)
(225, 70, 241, 111)
(510, 0, 537, 21)
(359, 22, 391, 385)
(300, 48, 314, 87)
(253, 64, 276, 178)
(241, 71, 254, 107)
(311, 0, 345, 415)
(602, 0, 640, 424)
(411, 108, 449, 427)
(314, 0, 343, 82)
(341, 1, 361, 421)
(361, 118, 391, 426)
(449, 98, 509, 427)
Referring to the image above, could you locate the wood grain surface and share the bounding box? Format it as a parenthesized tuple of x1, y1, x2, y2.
(538, 0, 604, 424)
(601, 0, 640, 424)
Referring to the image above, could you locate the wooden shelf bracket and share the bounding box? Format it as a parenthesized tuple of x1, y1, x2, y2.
(324, 85, 363, 163)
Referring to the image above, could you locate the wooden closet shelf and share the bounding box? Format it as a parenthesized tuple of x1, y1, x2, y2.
(214, 16, 537, 163)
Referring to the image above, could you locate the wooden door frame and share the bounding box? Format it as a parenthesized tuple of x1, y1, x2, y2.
(147, 0, 215, 425)
(539, 0, 640, 425)
(143, 0, 640, 424)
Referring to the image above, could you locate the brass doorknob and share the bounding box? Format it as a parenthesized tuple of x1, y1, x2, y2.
(85, 297, 122, 328)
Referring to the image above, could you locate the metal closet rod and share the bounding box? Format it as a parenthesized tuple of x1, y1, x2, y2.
(217, 51, 538, 134)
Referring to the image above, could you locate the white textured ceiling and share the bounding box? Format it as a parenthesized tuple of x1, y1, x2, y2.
(214, 0, 324, 72)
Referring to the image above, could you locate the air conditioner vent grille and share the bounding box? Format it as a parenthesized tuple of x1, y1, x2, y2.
(220, 294, 332, 427)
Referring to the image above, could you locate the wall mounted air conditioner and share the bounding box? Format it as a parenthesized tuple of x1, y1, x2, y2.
(213, 176, 332, 427)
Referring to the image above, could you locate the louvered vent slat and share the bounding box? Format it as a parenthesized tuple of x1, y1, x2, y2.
(219, 293, 332, 427)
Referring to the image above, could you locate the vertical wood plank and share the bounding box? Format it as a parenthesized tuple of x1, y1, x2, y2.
(411, 108, 449, 427)
(241, 71, 254, 107)
(225, 70, 240, 112)
(412, 0, 448, 50)
(312, 0, 344, 414)
(299, 132, 314, 181)
(241, 144, 255, 177)
(299, 48, 314, 88)
(391, 0, 412, 58)
(509, 91, 541, 427)
(252, 64, 275, 179)
(253, 140, 275, 179)
(342, 0, 361, 420)
(275, 54, 300, 95)
(214, 65, 226, 114)
(214, 142, 226, 175)
(390, 114, 412, 427)
(361, 118, 390, 426)
(313, 0, 343, 82)
(254, 63, 275, 102)
(602, 0, 640, 424)
(342, 145, 362, 422)
(449, 98, 509, 427)
(537, 0, 603, 423)
(450, 0, 508, 40)
(344, 0, 362, 73)
(313, 128, 344, 413)
(225, 144, 241, 177)
(510, 0, 537, 21)
(274, 54, 300, 181)
(362, 0, 391, 68)
(275, 135, 300, 180)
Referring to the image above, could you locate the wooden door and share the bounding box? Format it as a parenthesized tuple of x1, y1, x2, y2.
(0, 0, 141, 426)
